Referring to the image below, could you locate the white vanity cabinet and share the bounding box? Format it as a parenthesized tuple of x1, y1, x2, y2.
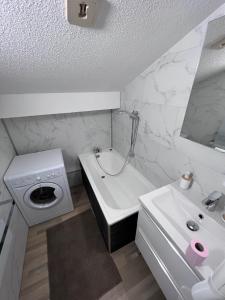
(0, 203, 28, 300)
(136, 207, 200, 300)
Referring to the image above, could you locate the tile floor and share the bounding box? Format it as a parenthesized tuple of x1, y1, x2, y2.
(19, 185, 165, 300)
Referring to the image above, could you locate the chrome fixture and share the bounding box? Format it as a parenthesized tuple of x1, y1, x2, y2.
(203, 191, 223, 212)
(117, 110, 140, 157)
(186, 220, 199, 232)
(93, 146, 102, 154)
(95, 109, 140, 176)
(117, 109, 139, 119)
(130, 111, 139, 157)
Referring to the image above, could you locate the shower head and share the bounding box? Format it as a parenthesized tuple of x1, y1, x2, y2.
(130, 110, 139, 120)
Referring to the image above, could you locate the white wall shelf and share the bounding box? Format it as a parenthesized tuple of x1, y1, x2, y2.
(0, 92, 120, 118)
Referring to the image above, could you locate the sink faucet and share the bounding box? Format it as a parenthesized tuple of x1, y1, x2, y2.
(203, 191, 223, 211)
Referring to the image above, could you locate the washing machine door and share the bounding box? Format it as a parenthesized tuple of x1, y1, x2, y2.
(23, 182, 64, 209)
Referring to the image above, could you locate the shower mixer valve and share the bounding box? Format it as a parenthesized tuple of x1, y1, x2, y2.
(93, 146, 102, 154)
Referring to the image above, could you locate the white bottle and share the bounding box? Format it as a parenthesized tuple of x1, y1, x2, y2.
(179, 171, 193, 190)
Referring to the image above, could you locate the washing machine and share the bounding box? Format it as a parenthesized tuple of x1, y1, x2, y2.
(4, 149, 74, 226)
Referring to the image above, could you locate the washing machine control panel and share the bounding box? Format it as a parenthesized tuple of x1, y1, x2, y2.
(10, 168, 63, 187)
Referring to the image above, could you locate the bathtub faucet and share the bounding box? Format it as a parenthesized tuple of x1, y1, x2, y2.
(93, 146, 102, 154)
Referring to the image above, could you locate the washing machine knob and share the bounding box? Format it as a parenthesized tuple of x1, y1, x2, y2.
(36, 176, 41, 181)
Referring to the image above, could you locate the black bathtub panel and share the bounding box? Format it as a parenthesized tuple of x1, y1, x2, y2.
(110, 213, 138, 252)
(81, 167, 109, 250)
(81, 164, 138, 252)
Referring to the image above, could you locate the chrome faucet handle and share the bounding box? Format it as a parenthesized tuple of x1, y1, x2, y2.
(203, 191, 223, 211)
(206, 191, 222, 203)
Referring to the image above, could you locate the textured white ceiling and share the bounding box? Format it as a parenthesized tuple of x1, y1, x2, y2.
(0, 0, 224, 94)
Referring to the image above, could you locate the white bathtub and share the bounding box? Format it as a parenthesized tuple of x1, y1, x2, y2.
(79, 149, 155, 225)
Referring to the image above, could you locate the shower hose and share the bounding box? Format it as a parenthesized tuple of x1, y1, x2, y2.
(95, 150, 131, 176)
(95, 110, 139, 176)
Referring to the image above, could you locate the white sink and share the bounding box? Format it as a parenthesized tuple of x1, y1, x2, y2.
(139, 184, 225, 279)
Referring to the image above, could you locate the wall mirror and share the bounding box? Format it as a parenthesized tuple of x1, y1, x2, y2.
(181, 16, 225, 152)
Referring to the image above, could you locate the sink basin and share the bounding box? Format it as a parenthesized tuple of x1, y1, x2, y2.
(139, 184, 225, 279)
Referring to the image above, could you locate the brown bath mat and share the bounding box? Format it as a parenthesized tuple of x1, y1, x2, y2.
(47, 210, 121, 300)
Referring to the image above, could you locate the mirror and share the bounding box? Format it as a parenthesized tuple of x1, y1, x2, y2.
(181, 16, 225, 152)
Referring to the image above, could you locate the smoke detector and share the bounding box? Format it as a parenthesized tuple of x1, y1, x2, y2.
(65, 0, 99, 27)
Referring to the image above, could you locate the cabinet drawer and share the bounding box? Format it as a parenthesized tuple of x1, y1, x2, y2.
(136, 207, 199, 291)
(136, 228, 183, 300)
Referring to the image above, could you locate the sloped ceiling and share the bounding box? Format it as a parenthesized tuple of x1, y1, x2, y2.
(0, 0, 224, 94)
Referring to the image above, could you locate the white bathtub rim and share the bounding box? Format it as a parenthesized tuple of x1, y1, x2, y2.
(79, 149, 155, 225)
(80, 152, 139, 225)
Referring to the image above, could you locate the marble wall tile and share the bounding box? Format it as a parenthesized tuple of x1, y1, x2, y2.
(112, 4, 225, 195)
(5, 110, 111, 173)
(0, 120, 15, 202)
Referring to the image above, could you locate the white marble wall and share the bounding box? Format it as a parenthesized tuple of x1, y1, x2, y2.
(5, 111, 111, 173)
(182, 71, 225, 146)
(0, 121, 15, 202)
(113, 4, 225, 197)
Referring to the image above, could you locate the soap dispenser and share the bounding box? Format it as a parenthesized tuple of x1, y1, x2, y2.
(179, 171, 193, 190)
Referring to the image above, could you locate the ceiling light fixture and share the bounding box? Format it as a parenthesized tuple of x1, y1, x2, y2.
(65, 0, 99, 27)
